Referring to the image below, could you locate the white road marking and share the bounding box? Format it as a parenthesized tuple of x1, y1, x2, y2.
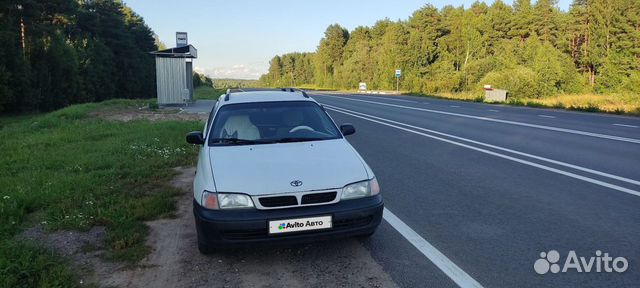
(325, 105, 640, 198)
(613, 124, 639, 128)
(383, 208, 484, 288)
(326, 104, 640, 187)
(378, 98, 415, 103)
(488, 109, 499, 112)
(318, 95, 640, 144)
(538, 115, 556, 118)
(450, 105, 460, 108)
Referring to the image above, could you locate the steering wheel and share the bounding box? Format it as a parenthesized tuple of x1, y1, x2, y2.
(289, 125, 314, 133)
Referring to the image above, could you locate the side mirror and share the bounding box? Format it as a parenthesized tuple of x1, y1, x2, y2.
(186, 131, 205, 145)
(340, 124, 355, 136)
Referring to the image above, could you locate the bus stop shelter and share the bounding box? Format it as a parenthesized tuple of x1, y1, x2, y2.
(150, 45, 198, 105)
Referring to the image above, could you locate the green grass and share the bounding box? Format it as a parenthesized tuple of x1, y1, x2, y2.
(405, 91, 640, 116)
(294, 84, 337, 91)
(406, 91, 486, 103)
(0, 240, 78, 288)
(194, 86, 227, 100)
(528, 93, 640, 115)
(0, 100, 202, 286)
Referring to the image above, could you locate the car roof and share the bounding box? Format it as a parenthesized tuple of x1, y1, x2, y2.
(219, 89, 315, 105)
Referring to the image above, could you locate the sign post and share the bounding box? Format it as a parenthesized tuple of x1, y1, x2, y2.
(176, 32, 188, 47)
(395, 69, 401, 93)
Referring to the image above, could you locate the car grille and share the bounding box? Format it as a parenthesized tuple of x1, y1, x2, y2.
(258, 196, 298, 207)
(301, 192, 337, 205)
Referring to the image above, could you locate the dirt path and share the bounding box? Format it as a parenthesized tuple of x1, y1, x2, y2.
(89, 106, 208, 122)
(100, 167, 397, 288)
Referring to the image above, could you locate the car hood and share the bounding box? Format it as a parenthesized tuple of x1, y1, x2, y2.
(209, 139, 369, 195)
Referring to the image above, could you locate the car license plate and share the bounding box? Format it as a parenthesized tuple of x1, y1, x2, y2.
(269, 215, 332, 234)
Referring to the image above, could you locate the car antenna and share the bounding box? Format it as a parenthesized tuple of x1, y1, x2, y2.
(224, 89, 231, 101)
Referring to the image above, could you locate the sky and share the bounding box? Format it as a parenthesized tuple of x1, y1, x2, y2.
(126, 0, 573, 80)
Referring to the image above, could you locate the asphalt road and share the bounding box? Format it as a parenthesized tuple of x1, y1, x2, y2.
(308, 92, 640, 287)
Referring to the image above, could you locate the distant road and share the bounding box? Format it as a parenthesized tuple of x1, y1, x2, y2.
(310, 92, 640, 287)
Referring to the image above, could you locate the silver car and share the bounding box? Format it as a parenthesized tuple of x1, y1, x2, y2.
(186, 89, 383, 254)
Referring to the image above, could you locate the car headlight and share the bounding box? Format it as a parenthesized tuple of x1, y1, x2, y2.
(201, 191, 255, 209)
(218, 193, 254, 209)
(341, 178, 380, 200)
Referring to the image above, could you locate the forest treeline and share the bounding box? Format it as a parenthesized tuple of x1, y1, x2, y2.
(212, 78, 259, 89)
(0, 0, 158, 114)
(193, 71, 214, 88)
(259, 0, 640, 99)
(192, 73, 258, 90)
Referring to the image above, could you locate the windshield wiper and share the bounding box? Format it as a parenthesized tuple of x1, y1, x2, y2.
(275, 137, 326, 143)
(211, 137, 327, 145)
(210, 138, 273, 145)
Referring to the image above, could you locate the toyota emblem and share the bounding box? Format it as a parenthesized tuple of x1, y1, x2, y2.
(290, 180, 303, 187)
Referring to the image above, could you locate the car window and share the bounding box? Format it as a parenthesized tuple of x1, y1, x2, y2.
(208, 101, 341, 146)
(204, 101, 218, 136)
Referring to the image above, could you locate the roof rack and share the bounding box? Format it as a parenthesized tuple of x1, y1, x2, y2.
(280, 88, 310, 98)
(223, 88, 310, 101)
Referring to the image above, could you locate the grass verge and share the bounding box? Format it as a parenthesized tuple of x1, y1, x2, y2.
(0, 240, 78, 288)
(406, 91, 640, 116)
(194, 86, 227, 100)
(0, 99, 202, 286)
(294, 84, 337, 91)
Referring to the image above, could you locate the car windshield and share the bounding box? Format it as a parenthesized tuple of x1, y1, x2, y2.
(208, 101, 341, 146)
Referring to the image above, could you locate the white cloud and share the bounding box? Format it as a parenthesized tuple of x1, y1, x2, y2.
(195, 64, 266, 80)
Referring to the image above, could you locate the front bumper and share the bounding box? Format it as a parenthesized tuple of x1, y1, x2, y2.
(193, 194, 383, 247)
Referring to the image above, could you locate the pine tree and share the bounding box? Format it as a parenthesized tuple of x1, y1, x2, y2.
(80, 38, 117, 102)
(0, 66, 11, 112)
(371, 22, 409, 90)
(266, 55, 283, 87)
(0, 0, 159, 114)
(336, 26, 374, 89)
(313, 24, 349, 87)
(533, 0, 561, 44)
(439, 6, 466, 72)
(258, 0, 638, 97)
(509, 0, 535, 42)
(487, 0, 514, 43)
(406, 5, 444, 91)
(281, 54, 296, 86)
(565, 0, 589, 72)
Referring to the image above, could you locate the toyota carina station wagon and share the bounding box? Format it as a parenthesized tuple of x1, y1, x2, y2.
(186, 88, 383, 254)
